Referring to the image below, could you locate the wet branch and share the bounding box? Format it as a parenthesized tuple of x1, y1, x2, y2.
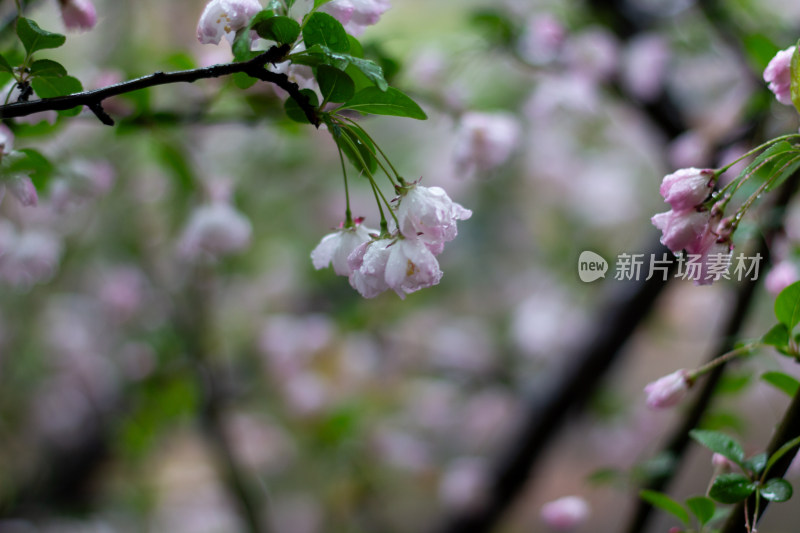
(0, 43, 320, 127)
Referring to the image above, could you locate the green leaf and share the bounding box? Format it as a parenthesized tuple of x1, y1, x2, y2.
(29, 59, 66, 78)
(639, 490, 690, 525)
(743, 34, 779, 70)
(743, 453, 768, 476)
(232, 29, 259, 63)
(776, 281, 800, 330)
(30, 74, 82, 98)
(763, 323, 790, 348)
(715, 373, 751, 395)
(0, 54, 13, 74)
(2, 148, 53, 188)
(585, 467, 625, 487)
(689, 429, 745, 465)
(761, 371, 800, 397)
(338, 86, 426, 119)
(302, 12, 349, 53)
(330, 121, 378, 175)
(290, 45, 388, 90)
(760, 478, 793, 502)
(254, 14, 301, 44)
(16, 18, 66, 56)
(709, 474, 757, 504)
(317, 64, 354, 103)
(283, 88, 319, 123)
(686, 496, 715, 525)
(470, 9, 516, 45)
(791, 39, 800, 114)
(765, 435, 800, 478)
(314, 0, 333, 8)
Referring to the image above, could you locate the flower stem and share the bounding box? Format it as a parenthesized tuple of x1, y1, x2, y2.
(339, 116, 402, 183)
(690, 343, 756, 379)
(336, 143, 353, 227)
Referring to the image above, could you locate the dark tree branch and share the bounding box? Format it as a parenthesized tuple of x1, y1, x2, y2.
(0, 43, 320, 127)
(431, 243, 676, 533)
(722, 382, 800, 532)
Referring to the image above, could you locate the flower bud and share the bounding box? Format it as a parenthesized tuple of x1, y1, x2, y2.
(659, 167, 715, 212)
(644, 369, 692, 409)
(59, 0, 97, 31)
(764, 45, 795, 106)
(541, 496, 590, 531)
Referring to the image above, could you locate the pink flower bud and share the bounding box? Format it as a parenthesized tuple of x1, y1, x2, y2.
(764, 46, 795, 106)
(59, 0, 97, 31)
(320, 0, 391, 36)
(659, 167, 715, 212)
(541, 496, 590, 531)
(712, 452, 736, 471)
(651, 209, 709, 254)
(9, 175, 38, 207)
(644, 369, 692, 409)
(765, 261, 799, 295)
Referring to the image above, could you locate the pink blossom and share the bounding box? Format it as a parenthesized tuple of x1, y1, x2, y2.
(659, 167, 715, 211)
(394, 182, 472, 253)
(766, 261, 799, 295)
(179, 202, 252, 259)
(712, 452, 737, 471)
(764, 45, 795, 106)
(518, 14, 565, 66)
(320, 0, 391, 36)
(438, 457, 489, 510)
(651, 209, 709, 254)
(621, 34, 670, 102)
(453, 112, 521, 175)
(197, 0, 262, 45)
(347, 237, 443, 299)
(311, 220, 374, 276)
(59, 0, 97, 32)
(8, 175, 38, 207)
(644, 369, 692, 409)
(540, 496, 590, 531)
(0, 124, 14, 153)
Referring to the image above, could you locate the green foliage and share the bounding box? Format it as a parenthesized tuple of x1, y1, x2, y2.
(284, 88, 319, 123)
(743, 453, 768, 476)
(743, 141, 800, 193)
(30, 74, 82, 98)
(329, 120, 378, 175)
(0, 54, 13, 74)
(639, 490, 689, 525)
(293, 44, 388, 91)
(1, 148, 53, 189)
(303, 12, 349, 53)
(709, 473, 757, 504)
(761, 371, 800, 397)
(337, 87, 427, 119)
(253, 13, 301, 45)
(760, 478, 793, 502)
(764, 435, 800, 477)
(792, 39, 800, 114)
(317, 64, 355, 103)
(232, 71, 258, 89)
(16, 18, 66, 57)
(775, 280, 800, 331)
(29, 59, 67, 78)
(762, 323, 790, 351)
(690, 429, 745, 465)
(470, 9, 517, 45)
(686, 496, 715, 525)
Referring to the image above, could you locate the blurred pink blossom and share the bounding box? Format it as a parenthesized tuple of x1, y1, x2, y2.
(8, 175, 38, 207)
(764, 45, 795, 106)
(197, 0, 262, 45)
(541, 495, 590, 531)
(563, 27, 619, 82)
(622, 34, 670, 101)
(644, 369, 692, 409)
(438, 457, 489, 510)
(58, 0, 97, 31)
(765, 261, 799, 295)
(518, 14, 565, 65)
(179, 201, 252, 260)
(712, 452, 737, 471)
(321, 0, 391, 36)
(0, 124, 14, 153)
(453, 112, 521, 176)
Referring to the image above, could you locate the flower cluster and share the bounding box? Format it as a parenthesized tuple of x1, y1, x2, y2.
(312, 181, 471, 299)
(651, 167, 732, 285)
